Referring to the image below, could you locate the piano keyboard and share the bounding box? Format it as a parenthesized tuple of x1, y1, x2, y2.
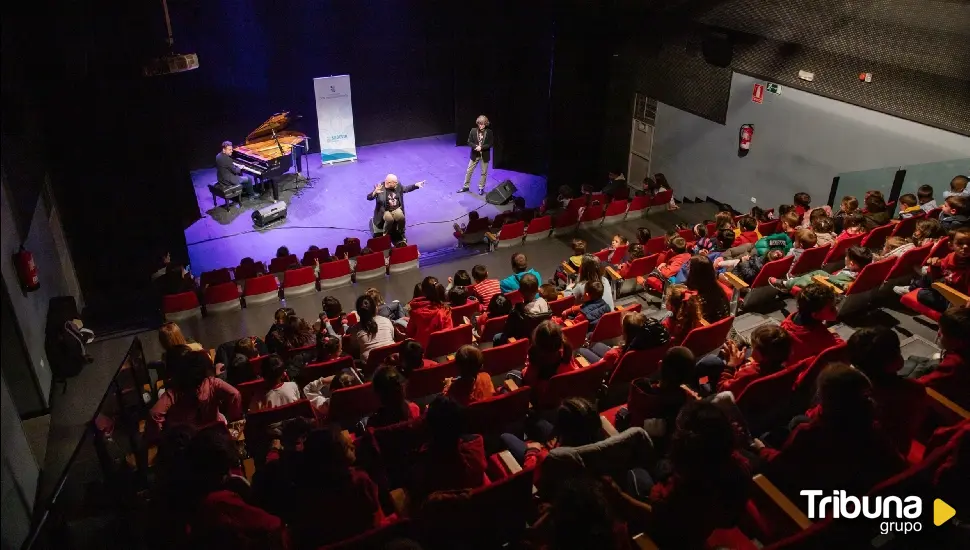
(234, 163, 260, 175)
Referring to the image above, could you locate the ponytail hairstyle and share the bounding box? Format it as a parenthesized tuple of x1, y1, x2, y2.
(666, 284, 705, 337)
(355, 294, 379, 337)
(529, 320, 572, 381)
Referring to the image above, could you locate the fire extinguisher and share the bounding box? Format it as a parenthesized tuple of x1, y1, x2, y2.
(14, 245, 40, 292)
(738, 124, 754, 158)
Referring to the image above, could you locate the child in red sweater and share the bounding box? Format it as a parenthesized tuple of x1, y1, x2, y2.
(662, 284, 706, 345)
(793, 192, 812, 219)
(779, 282, 842, 363)
(914, 227, 970, 312)
(734, 215, 760, 245)
(837, 212, 868, 241)
(917, 306, 970, 410)
(615, 243, 645, 278)
(367, 365, 421, 429)
(711, 324, 792, 397)
(640, 236, 690, 292)
(409, 395, 487, 503)
(514, 320, 581, 404)
(405, 276, 453, 348)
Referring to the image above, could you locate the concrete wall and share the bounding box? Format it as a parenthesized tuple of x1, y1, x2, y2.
(652, 72, 970, 211)
(0, 173, 76, 409)
(1, 373, 39, 550)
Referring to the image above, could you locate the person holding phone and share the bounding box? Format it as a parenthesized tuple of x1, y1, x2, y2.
(367, 173, 425, 241)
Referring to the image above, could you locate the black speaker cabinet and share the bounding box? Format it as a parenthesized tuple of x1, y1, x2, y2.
(486, 180, 517, 205)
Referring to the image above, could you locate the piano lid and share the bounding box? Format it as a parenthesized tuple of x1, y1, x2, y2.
(246, 111, 302, 143)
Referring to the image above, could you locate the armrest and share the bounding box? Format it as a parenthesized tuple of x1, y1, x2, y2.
(561, 261, 576, 276)
(632, 533, 660, 550)
(447, 354, 455, 361)
(484, 232, 498, 242)
(508, 337, 517, 343)
(811, 275, 843, 295)
(606, 266, 622, 281)
(504, 379, 519, 392)
(242, 458, 256, 482)
(564, 319, 574, 327)
(926, 387, 970, 421)
(752, 474, 812, 530)
(600, 415, 619, 437)
(931, 282, 970, 307)
(576, 355, 590, 367)
(498, 450, 523, 474)
(389, 488, 409, 516)
(723, 272, 749, 290)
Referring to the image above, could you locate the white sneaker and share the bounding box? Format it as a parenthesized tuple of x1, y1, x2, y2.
(893, 285, 910, 296)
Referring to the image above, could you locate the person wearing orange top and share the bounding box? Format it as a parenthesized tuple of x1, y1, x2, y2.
(444, 345, 495, 406)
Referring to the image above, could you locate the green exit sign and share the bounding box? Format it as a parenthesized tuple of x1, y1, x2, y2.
(766, 82, 782, 95)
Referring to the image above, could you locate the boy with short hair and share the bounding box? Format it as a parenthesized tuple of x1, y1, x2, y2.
(901, 227, 970, 312)
(939, 195, 969, 232)
(735, 215, 760, 245)
(469, 264, 502, 307)
(519, 273, 549, 314)
(779, 283, 843, 363)
(787, 228, 818, 268)
(917, 185, 937, 213)
(895, 194, 922, 220)
(771, 246, 873, 292)
(562, 280, 611, 329)
(539, 282, 560, 304)
(569, 239, 588, 268)
(943, 175, 969, 199)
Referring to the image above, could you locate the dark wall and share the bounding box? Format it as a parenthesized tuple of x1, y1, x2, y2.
(168, 0, 457, 168)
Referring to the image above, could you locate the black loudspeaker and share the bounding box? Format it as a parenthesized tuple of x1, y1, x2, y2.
(702, 32, 733, 68)
(485, 180, 517, 205)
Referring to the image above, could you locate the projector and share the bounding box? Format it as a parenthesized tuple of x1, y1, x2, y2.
(252, 201, 287, 228)
(142, 53, 200, 77)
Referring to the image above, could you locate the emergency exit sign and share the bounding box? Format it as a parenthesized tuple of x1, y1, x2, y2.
(766, 82, 782, 95)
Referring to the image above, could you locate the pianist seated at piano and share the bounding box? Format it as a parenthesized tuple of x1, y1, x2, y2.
(216, 141, 256, 199)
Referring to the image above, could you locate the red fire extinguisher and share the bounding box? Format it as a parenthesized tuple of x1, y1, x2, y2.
(14, 246, 40, 292)
(738, 124, 754, 157)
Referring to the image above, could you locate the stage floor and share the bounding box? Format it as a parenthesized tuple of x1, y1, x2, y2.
(185, 134, 547, 274)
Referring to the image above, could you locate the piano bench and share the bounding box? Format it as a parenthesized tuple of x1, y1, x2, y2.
(209, 183, 243, 212)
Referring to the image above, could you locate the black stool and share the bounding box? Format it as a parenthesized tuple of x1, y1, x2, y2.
(209, 182, 243, 211)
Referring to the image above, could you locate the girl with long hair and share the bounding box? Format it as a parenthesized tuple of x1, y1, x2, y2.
(663, 284, 706, 345)
(149, 347, 241, 434)
(684, 255, 731, 323)
(570, 254, 614, 309)
(349, 294, 395, 362)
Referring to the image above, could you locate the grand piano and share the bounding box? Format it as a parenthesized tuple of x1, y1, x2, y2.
(232, 112, 307, 200)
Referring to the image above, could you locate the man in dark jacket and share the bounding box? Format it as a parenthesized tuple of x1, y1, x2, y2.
(367, 174, 425, 239)
(216, 141, 256, 198)
(460, 115, 493, 195)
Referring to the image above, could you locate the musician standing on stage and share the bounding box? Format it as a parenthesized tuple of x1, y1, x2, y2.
(216, 141, 256, 198)
(368, 174, 425, 239)
(460, 115, 493, 195)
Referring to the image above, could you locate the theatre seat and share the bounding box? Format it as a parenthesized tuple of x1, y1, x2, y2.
(365, 234, 392, 255)
(406, 360, 459, 399)
(482, 338, 529, 376)
(627, 195, 650, 218)
(578, 203, 604, 229)
(496, 220, 525, 248)
(328, 382, 380, 427)
(561, 320, 589, 351)
(478, 315, 508, 349)
(425, 324, 473, 360)
(268, 254, 299, 274)
(450, 301, 479, 326)
(466, 386, 532, 437)
(548, 294, 575, 317)
(552, 210, 579, 237)
(319, 258, 352, 289)
(162, 291, 202, 321)
(524, 215, 551, 241)
(282, 266, 317, 297)
(681, 315, 734, 358)
(353, 251, 386, 281)
(203, 282, 242, 314)
(388, 244, 419, 273)
(242, 274, 280, 306)
(603, 199, 628, 225)
(900, 289, 942, 322)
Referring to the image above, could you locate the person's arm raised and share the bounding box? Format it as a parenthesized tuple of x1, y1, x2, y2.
(403, 181, 426, 193)
(367, 182, 383, 200)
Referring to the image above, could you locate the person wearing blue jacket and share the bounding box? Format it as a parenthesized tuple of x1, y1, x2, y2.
(500, 252, 542, 293)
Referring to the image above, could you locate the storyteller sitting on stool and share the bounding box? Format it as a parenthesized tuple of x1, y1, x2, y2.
(215, 141, 256, 199)
(460, 115, 493, 195)
(367, 174, 425, 241)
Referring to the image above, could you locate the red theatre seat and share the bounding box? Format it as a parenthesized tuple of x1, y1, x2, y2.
(354, 251, 386, 281)
(627, 195, 650, 217)
(282, 266, 317, 297)
(203, 282, 241, 313)
(388, 245, 419, 274)
(681, 315, 734, 358)
(482, 338, 529, 376)
(243, 274, 280, 305)
(162, 291, 202, 320)
(603, 199, 628, 224)
(365, 234, 392, 254)
(524, 215, 551, 241)
(552, 210, 579, 236)
(200, 268, 232, 288)
(268, 254, 299, 274)
(496, 221, 525, 248)
(425, 324, 473, 360)
(319, 258, 352, 289)
(578, 203, 604, 228)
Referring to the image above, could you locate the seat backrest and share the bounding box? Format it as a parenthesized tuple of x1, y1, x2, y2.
(823, 233, 865, 264)
(750, 256, 795, 289)
(609, 244, 629, 265)
(589, 192, 607, 205)
(283, 266, 316, 287)
(628, 195, 650, 212)
(406, 360, 459, 398)
(504, 290, 524, 305)
(735, 359, 808, 434)
(162, 291, 200, 312)
(538, 360, 610, 409)
(548, 295, 575, 317)
(592, 249, 610, 262)
(204, 281, 240, 304)
(605, 199, 628, 216)
(482, 338, 529, 376)
(465, 216, 492, 234)
(676, 228, 694, 241)
(354, 251, 385, 272)
(319, 258, 352, 279)
(236, 378, 265, 413)
(363, 418, 428, 490)
(627, 254, 660, 279)
(587, 309, 624, 343)
(389, 244, 419, 264)
(298, 356, 355, 388)
(526, 215, 551, 234)
(681, 315, 734, 358)
(861, 223, 894, 250)
(791, 343, 849, 411)
(789, 245, 831, 276)
(247, 354, 268, 377)
(466, 387, 532, 435)
(244, 399, 315, 462)
(450, 301, 480, 326)
(757, 219, 780, 235)
(554, 209, 579, 227)
(425, 324, 473, 358)
(200, 268, 232, 287)
(365, 234, 392, 253)
(243, 274, 278, 296)
(561, 320, 590, 350)
(644, 236, 666, 256)
(499, 220, 525, 240)
(234, 262, 259, 280)
(301, 252, 318, 267)
(365, 341, 402, 376)
(846, 257, 896, 295)
(652, 188, 672, 206)
(890, 215, 921, 238)
(928, 236, 950, 260)
(269, 254, 298, 273)
(607, 344, 671, 387)
(328, 382, 380, 427)
(565, 197, 586, 214)
(479, 314, 508, 343)
(885, 244, 931, 280)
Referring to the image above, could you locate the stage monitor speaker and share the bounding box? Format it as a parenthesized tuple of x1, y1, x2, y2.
(252, 200, 287, 228)
(486, 180, 517, 205)
(702, 32, 733, 68)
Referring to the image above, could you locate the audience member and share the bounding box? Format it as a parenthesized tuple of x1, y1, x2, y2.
(268, 314, 315, 353)
(811, 216, 837, 247)
(561, 280, 610, 329)
(735, 216, 760, 245)
(409, 395, 487, 502)
(834, 195, 859, 233)
(569, 255, 615, 309)
(944, 174, 969, 198)
(753, 225, 793, 256)
(406, 276, 453, 348)
(150, 347, 242, 433)
(787, 228, 817, 272)
(912, 306, 970, 410)
(304, 369, 359, 414)
(391, 340, 436, 377)
(636, 227, 652, 245)
(513, 321, 580, 403)
(880, 236, 914, 259)
(249, 355, 301, 412)
(518, 273, 549, 314)
(320, 296, 347, 335)
(773, 245, 873, 292)
(367, 365, 421, 429)
(685, 255, 731, 323)
(616, 347, 699, 443)
(365, 287, 406, 322)
(476, 293, 512, 335)
(939, 195, 969, 232)
(500, 252, 542, 293)
(468, 264, 502, 307)
(912, 218, 945, 247)
(447, 285, 470, 306)
(641, 236, 690, 292)
(662, 284, 705, 345)
(444, 345, 495, 405)
(779, 283, 842, 363)
(750, 206, 773, 223)
(265, 307, 294, 351)
(349, 294, 396, 362)
(448, 269, 473, 290)
(578, 311, 669, 370)
(917, 184, 938, 212)
(900, 227, 969, 311)
(838, 212, 868, 242)
(703, 324, 792, 396)
(500, 397, 603, 469)
(315, 332, 342, 363)
(862, 192, 891, 230)
(546, 478, 628, 550)
(158, 321, 205, 372)
(614, 244, 645, 278)
(895, 193, 922, 219)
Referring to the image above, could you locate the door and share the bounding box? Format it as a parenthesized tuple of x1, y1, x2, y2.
(627, 94, 657, 192)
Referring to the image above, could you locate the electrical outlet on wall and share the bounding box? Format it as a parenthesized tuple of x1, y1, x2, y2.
(750, 197, 757, 204)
